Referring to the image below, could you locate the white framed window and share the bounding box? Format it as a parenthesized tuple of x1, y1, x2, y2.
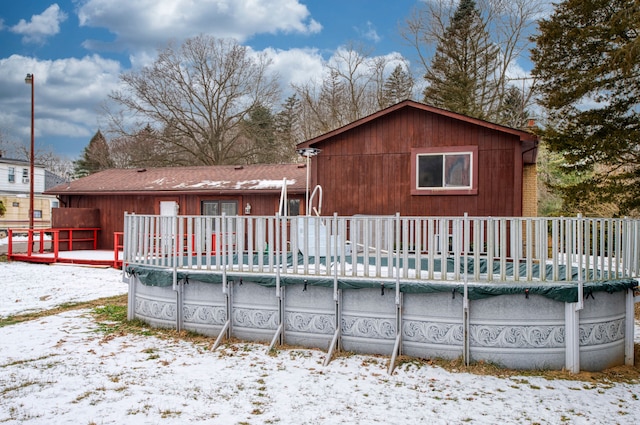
(411, 146, 478, 195)
(22, 168, 29, 183)
(201, 200, 238, 216)
(8, 167, 15, 183)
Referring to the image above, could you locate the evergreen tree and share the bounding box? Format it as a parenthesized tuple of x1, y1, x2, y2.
(73, 130, 113, 177)
(531, 0, 640, 216)
(499, 86, 529, 129)
(274, 94, 301, 162)
(319, 69, 348, 131)
(382, 64, 414, 107)
(242, 104, 278, 164)
(422, 0, 500, 119)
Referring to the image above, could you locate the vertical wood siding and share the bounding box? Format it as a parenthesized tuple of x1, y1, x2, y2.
(59, 193, 286, 249)
(313, 107, 524, 217)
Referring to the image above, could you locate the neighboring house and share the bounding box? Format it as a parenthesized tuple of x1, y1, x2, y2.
(45, 100, 538, 250)
(45, 164, 307, 249)
(296, 100, 538, 217)
(0, 156, 58, 234)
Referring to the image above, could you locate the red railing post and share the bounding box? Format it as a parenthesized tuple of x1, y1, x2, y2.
(7, 229, 13, 259)
(27, 229, 33, 256)
(38, 229, 45, 253)
(113, 232, 123, 268)
(52, 230, 59, 262)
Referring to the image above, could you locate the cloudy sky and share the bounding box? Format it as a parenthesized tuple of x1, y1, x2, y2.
(0, 0, 547, 160)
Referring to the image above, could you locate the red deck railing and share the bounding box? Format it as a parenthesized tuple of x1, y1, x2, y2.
(114, 231, 124, 268)
(6, 227, 113, 266)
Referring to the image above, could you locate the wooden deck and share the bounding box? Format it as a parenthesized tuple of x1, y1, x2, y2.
(6, 228, 123, 268)
(8, 249, 123, 268)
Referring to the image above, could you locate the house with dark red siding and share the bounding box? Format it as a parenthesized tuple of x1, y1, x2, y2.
(296, 100, 538, 217)
(46, 163, 307, 249)
(46, 100, 538, 250)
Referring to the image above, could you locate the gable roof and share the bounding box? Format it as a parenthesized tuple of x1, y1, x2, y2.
(45, 163, 307, 195)
(298, 99, 538, 157)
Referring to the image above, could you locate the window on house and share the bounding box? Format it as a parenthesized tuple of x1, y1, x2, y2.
(289, 199, 300, 216)
(280, 199, 301, 216)
(12, 202, 19, 207)
(34, 210, 42, 219)
(411, 146, 478, 195)
(201, 200, 238, 234)
(22, 168, 29, 183)
(201, 200, 238, 216)
(8, 167, 15, 183)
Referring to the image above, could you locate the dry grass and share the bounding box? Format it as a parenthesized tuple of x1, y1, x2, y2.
(0, 294, 128, 328)
(396, 302, 640, 383)
(397, 348, 640, 384)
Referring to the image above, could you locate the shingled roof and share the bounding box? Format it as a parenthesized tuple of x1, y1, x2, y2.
(45, 163, 307, 195)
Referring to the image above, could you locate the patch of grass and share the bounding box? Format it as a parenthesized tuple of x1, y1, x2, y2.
(159, 408, 182, 418)
(1, 355, 57, 368)
(390, 350, 640, 384)
(0, 380, 42, 396)
(0, 294, 128, 328)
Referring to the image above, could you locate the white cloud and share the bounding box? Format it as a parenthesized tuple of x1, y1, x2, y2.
(0, 54, 122, 147)
(77, 0, 322, 54)
(10, 4, 68, 44)
(357, 21, 381, 43)
(262, 47, 325, 89)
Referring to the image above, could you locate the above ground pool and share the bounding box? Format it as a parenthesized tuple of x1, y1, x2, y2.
(123, 213, 640, 372)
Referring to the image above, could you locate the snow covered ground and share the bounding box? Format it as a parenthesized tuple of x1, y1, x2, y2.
(0, 261, 639, 424)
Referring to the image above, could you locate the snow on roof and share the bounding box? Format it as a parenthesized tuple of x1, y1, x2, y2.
(45, 163, 307, 194)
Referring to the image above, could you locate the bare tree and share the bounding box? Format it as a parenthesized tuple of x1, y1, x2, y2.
(107, 35, 281, 166)
(0, 127, 13, 158)
(1, 128, 72, 179)
(108, 125, 178, 168)
(294, 44, 407, 139)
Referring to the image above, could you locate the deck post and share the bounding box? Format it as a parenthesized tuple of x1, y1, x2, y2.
(267, 287, 285, 352)
(176, 278, 184, 332)
(324, 288, 342, 367)
(463, 214, 471, 366)
(388, 214, 403, 374)
(625, 288, 635, 366)
(565, 301, 581, 373)
(279, 286, 285, 346)
(224, 279, 233, 340)
(388, 292, 403, 375)
(126, 275, 136, 321)
(125, 214, 135, 321)
(463, 279, 470, 366)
